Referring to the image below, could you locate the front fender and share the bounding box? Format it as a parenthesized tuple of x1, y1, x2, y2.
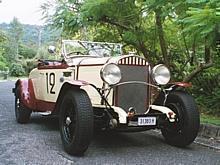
(53, 80, 90, 115)
(63, 80, 90, 86)
(153, 82, 192, 106)
(164, 82, 192, 90)
(15, 79, 36, 110)
(172, 82, 192, 88)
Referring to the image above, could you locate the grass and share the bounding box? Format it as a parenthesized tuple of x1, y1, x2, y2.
(201, 114, 220, 126)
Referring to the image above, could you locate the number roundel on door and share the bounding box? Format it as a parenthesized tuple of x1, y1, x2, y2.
(46, 73, 56, 94)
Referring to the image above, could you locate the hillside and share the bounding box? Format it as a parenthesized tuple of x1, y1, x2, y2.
(0, 23, 61, 46)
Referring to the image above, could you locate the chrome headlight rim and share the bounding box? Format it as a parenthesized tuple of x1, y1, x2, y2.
(152, 64, 171, 85)
(100, 63, 122, 85)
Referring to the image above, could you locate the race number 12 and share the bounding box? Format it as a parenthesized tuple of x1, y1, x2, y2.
(46, 73, 55, 94)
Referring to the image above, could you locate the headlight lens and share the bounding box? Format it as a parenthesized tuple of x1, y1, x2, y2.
(100, 63, 121, 85)
(152, 64, 170, 85)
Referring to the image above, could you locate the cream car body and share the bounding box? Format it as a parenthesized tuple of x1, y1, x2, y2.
(13, 40, 200, 156)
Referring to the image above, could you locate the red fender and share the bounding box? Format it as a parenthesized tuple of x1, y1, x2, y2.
(16, 79, 56, 112)
(173, 82, 192, 88)
(16, 79, 37, 110)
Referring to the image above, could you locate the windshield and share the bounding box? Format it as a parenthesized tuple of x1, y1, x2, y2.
(62, 40, 122, 58)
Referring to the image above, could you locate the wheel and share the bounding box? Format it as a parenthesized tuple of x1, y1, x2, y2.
(59, 88, 94, 156)
(161, 91, 200, 147)
(15, 87, 32, 124)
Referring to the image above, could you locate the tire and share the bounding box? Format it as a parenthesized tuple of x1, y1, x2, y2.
(15, 87, 32, 124)
(161, 91, 200, 147)
(59, 88, 94, 156)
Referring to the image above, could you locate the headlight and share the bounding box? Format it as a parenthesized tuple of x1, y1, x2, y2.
(152, 64, 170, 85)
(100, 63, 121, 85)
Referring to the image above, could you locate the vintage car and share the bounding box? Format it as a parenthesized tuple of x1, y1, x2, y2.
(13, 40, 200, 156)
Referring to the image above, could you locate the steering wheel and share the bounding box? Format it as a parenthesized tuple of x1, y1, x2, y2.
(67, 51, 85, 56)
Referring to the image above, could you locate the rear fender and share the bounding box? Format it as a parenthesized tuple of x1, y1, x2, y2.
(15, 79, 36, 110)
(53, 80, 90, 115)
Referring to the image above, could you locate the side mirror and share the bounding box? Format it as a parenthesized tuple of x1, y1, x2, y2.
(48, 45, 56, 54)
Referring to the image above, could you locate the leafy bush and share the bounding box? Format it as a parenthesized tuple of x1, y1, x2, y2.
(19, 44, 37, 59)
(22, 59, 37, 74)
(0, 54, 8, 70)
(192, 69, 220, 116)
(196, 88, 220, 116)
(10, 63, 25, 77)
(0, 61, 7, 71)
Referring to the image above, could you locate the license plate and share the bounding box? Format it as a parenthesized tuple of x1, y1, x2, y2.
(138, 117, 156, 126)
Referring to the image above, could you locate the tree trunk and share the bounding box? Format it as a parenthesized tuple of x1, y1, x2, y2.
(138, 42, 150, 61)
(155, 8, 169, 66)
(183, 62, 213, 82)
(183, 37, 213, 82)
(204, 37, 211, 63)
(190, 36, 196, 65)
(16, 42, 19, 61)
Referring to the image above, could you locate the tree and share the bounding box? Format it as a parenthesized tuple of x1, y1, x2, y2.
(42, 0, 220, 82)
(0, 30, 8, 70)
(8, 17, 23, 61)
(19, 44, 37, 59)
(181, 0, 220, 82)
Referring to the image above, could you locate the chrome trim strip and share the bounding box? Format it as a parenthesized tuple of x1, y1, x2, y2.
(103, 81, 161, 91)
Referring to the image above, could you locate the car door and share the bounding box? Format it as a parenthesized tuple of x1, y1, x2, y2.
(30, 67, 75, 103)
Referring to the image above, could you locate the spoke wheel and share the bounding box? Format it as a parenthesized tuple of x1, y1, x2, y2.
(59, 89, 94, 156)
(62, 103, 76, 143)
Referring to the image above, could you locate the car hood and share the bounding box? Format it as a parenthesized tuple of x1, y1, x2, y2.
(66, 55, 148, 66)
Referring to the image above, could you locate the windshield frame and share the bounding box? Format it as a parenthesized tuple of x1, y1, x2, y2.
(61, 40, 123, 60)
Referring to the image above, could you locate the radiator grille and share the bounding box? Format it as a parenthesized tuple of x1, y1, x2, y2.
(118, 56, 148, 66)
(114, 57, 149, 114)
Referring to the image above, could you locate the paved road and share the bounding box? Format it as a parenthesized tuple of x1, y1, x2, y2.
(0, 81, 219, 165)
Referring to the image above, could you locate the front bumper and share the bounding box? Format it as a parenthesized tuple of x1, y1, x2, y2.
(110, 104, 177, 131)
(128, 113, 169, 128)
(114, 113, 171, 132)
(112, 104, 176, 124)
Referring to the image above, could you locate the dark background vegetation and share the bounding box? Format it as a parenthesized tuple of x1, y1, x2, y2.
(0, 0, 219, 116)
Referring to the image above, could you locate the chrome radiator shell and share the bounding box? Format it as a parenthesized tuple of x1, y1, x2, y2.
(113, 56, 150, 114)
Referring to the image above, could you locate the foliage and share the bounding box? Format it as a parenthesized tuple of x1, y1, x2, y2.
(40, 0, 220, 117)
(201, 114, 220, 126)
(8, 17, 24, 61)
(196, 88, 220, 116)
(182, 1, 220, 47)
(19, 59, 38, 74)
(0, 30, 6, 43)
(10, 63, 25, 77)
(0, 23, 61, 46)
(19, 44, 37, 59)
(0, 54, 7, 70)
(0, 61, 7, 71)
(0, 30, 8, 71)
(192, 68, 220, 116)
(0, 20, 61, 78)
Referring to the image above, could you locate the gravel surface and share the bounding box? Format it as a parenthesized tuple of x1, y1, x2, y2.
(0, 81, 219, 165)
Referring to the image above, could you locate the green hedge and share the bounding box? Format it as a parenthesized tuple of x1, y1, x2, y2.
(192, 69, 220, 116)
(10, 63, 25, 77)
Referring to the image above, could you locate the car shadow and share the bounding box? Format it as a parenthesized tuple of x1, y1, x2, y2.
(28, 114, 186, 151)
(92, 130, 164, 148)
(29, 113, 59, 131)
